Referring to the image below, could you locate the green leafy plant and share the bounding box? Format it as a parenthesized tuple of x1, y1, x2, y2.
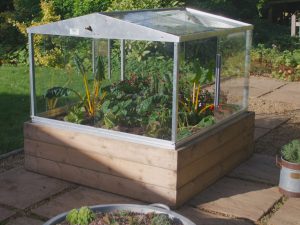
(177, 62, 216, 140)
(45, 54, 106, 120)
(178, 115, 215, 140)
(73, 54, 106, 118)
(101, 74, 172, 139)
(146, 107, 172, 139)
(251, 44, 300, 81)
(151, 214, 171, 225)
(179, 89, 214, 127)
(44, 86, 70, 110)
(64, 105, 85, 124)
(66, 206, 96, 225)
(180, 62, 214, 119)
(281, 139, 300, 164)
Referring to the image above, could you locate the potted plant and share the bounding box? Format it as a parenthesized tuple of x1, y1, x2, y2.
(43, 204, 196, 225)
(277, 139, 300, 197)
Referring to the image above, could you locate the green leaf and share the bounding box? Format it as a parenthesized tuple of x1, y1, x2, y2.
(281, 139, 300, 163)
(73, 53, 86, 76)
(104, 111, 117, 129)
(95, 56, 105, 80)
(197, 115, 215, 128)
(44, 86, 69, 99)
(66, 209, 79, 225)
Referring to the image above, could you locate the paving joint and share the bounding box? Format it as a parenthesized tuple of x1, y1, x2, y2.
(0, 185, 78, 224)
(254, 130, 272, 142)
(27, 184, 79, 215)
(27, 212, 48, 222)
(257, 196, 287, 225)
(225, 174, 276, 187)
(256, 83, 289, 98)
(255, 117, 291, 129)
(0, 203, 19, 212)
(190, 204, 256, 224)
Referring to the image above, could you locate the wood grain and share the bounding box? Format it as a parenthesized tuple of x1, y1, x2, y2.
(25, 155, 177, 206)
(25, 139, 177, 189)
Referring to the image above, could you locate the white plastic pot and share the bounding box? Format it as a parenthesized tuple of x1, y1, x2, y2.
(277, 156, 300, 197)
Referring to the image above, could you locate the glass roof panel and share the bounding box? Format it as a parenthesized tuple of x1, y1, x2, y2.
(104, 9, 245, 36)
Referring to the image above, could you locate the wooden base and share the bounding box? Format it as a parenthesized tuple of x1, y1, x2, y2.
(24, 111, 254, 207)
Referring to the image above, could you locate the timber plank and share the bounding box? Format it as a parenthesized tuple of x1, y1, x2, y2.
(177, 132, 252, 188)
(23, 111, 254, 207)
(220, 143, 253, 176)
(177, 112, 255, 169)
(176, 143, 251, 207)
(24, 122, 177, 170)
(25, 155, 177, 206)
(24, 139, 177, 189)
(176, 163, 222, 207)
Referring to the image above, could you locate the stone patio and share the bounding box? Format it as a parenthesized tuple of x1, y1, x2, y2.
(1, 77, 300, 225)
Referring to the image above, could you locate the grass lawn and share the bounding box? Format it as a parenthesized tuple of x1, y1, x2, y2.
(0, 64, 92, 154)
(0, 65, 30, 154)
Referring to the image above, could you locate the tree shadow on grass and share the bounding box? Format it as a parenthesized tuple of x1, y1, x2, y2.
(0, 93, 30, 154)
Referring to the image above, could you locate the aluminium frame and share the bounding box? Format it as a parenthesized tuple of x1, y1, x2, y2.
(27, 8, 253, 150)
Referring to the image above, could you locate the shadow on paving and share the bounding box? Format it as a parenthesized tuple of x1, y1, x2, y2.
(255, 110, 300, 156)
(179, 206, 256, 225)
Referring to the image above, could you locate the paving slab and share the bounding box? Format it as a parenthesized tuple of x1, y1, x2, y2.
(6, 216, 44, 225)
(0, 167, 70, 209)
(268, 198, 300, 225)
(33, 186, 142, 219)
(0, 206, 15, 221)
(229, 154, 279, 185)
(249, 77, 287, 98)
(178, 206, 255, 225)
(255, 114, 289, 129)
(255, 127, 270, 140)
(220, 78, 244, 101)
(254, 119, 300, 155)
(261, 82, 300, 107)
(189, 177, 281, 222)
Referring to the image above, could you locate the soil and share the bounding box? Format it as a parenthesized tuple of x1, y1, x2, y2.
(58, 211, 184, 225)
(0, 152, 24, 173)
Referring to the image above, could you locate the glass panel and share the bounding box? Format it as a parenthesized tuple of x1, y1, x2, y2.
(177, 38, 217, 140)
(217, 31, 247, 114)
(100, 40, 173, 140)
(106, 9, 245, 36)
(176, 33, 247, 141)
(34, 35, 92, 119)
(34, 36, 173, 140)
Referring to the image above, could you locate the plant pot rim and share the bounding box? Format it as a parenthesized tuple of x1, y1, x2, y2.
(280, 156, 300, 170)
(43, 204, 196, 225)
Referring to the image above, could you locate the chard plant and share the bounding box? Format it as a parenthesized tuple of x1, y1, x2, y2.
(180, 62, 214, 115)
(179, 62, 214, 127)
(73, 54, 106, 118)
(177, 61, 216, 139)
(44, 54, 106, 121)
